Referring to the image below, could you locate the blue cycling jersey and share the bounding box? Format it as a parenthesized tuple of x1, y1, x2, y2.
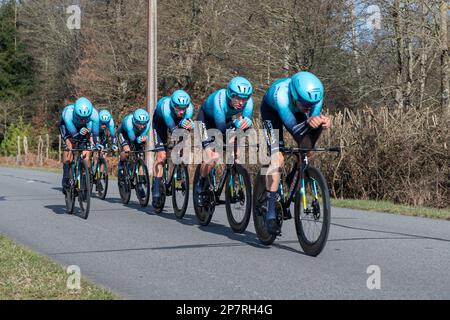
(120, 114, 150, 143)
(202, 89, 253, 133)
(263, 78, 323, 137)
(61, 104, 100, 140)
(88, 117, 117, 145)
(155, 97, 194, 132)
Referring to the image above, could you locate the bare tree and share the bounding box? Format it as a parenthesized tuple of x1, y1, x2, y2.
(439, 0, 449, 113)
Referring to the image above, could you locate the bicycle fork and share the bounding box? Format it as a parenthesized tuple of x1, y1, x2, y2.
(300, 177, 319, 212)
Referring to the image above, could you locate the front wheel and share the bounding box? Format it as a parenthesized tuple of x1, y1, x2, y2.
(77, 160, 91, 219)
(294, 166, 331, 257)
(172, 164, 189, 219)
(225, 164, 252, 233)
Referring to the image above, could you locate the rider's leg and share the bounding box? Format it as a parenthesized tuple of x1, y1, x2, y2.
(152, 118, 168, 204)
(152, 150, 166, 205)
(62, 139, 74, 190)
(119, 145, 130, 172)
(261, 102, 284, 234)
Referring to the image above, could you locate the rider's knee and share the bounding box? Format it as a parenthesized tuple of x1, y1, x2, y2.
(271, 152, 285, 168)
(156, 151, 167, 164)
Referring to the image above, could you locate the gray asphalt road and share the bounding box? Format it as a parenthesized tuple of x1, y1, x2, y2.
(0, 166, 449, 299)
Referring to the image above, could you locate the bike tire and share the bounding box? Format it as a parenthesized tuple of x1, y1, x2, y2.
(97, 157, 108, 200)
(118, 166, 131, 204)
(65, 179, 75, 214)
(172, 164, 189, 219)
(77, 160, 91, 219)
(135, 159, 150, 207)
(225, 164, 252, 233)
(294, 166, 331, 257)
(252, 172, 277, 245)
(193, 164, 214, 226)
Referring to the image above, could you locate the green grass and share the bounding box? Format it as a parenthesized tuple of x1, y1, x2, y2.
(332, 198, 450, 220)
(0, 235, 117, 300)
(0, 163, 61, 174)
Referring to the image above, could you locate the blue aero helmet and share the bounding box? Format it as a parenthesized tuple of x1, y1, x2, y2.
(289, 71, 324, 107)
(74, 97, 93, 119)
(170, 90, 191, 111)
(99, 110, 112, 124)
(132, 108, 150, 126)
(226, 76, 253, 100)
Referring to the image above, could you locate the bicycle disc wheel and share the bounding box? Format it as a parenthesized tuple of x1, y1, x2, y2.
(135, 159, 150, 207)
(172, 164, 189, 219)
(96, 158, 108, 200)
(118, 166, 131, 204)
(65, 178, 75, 214)
(193, 164, 214, 226)
(294, 166, 331, 257)
(252, 172, 278, 245)
(77, 160, 91, 219)
(225, 164, 252, 233)
(153, 177, 166, 214)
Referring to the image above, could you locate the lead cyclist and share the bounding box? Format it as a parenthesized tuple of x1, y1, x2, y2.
(260, 71, 332, 235)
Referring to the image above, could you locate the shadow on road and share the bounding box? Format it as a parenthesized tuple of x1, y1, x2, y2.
(44, 204, 85, 220)
(45, 204, 69, 215)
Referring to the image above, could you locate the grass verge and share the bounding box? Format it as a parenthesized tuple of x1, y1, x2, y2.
(0, 235, 117, 300)
(332, 198, 450, 220)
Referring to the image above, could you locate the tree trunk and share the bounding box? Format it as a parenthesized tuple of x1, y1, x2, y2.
(350, 2, 362, 101)
(393, 0, 404, 108)
(440, 0, 449, 113)
(418, 1, 428, 109)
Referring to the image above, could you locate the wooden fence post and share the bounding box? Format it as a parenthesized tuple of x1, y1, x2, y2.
(38, 135, 44, 166)
(45, 134, 49, 161)
(16, 135, 21, 164)
(23, 136, 28, 163)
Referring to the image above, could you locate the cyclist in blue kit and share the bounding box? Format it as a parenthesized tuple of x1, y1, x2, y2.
(261, 71, 332, 235)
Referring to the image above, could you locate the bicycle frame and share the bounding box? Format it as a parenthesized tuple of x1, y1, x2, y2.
(279, 147, 340, 211)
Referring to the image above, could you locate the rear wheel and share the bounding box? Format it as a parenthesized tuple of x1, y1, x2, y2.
(118, 164, 131, 204)
(172, 164, 189, 219)
(96, 157, 108, 200)
(65, 167, 75, 214)
(77, 160, 91, 219)
(252, 171, 278, 245)
(135, 159, 150, 207)
(225, 164, 252, 233)
(193, 164, 214, 226)
(294, 166, 331, 257)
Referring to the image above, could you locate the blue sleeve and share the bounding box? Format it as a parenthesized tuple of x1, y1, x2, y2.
(90, 109, 100, 139)
(162, 103, 177, 132)
(109, 119, 117, 144)
(141, 122, 151, 137)
(213, 93, 227, 134)
(276, 95, 309, 138)
(62, 107, 78, 137)
(108, 118, 116, 139)
(184, 103, 194, 120)
(125, 116, 136, 142)
(242, 98, 254, 126)
(310, 100, 323, 117)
